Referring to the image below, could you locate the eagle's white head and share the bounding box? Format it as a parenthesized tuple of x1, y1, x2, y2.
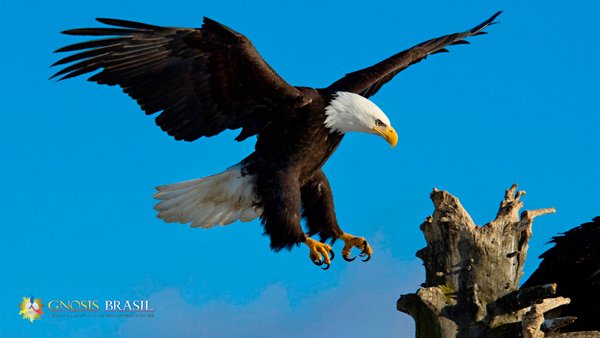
(324, 91, 398, 147)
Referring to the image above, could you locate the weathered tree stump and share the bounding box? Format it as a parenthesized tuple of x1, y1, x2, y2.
(397, 184, 600, 337)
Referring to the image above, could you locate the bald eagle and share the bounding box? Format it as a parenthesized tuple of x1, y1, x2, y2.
(522, 217, 600, 332)
(52, 12, 501, 269)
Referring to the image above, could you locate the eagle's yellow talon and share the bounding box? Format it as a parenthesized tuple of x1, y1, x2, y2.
(339, 233, 373, 262)
(304, 237, 333, 269)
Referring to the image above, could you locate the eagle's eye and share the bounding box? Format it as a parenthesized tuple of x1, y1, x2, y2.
(374, 119, 386, 127)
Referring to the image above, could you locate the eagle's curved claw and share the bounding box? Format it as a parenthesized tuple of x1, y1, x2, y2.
(340, 233, 373, 263)
(305, 237, 333, 269)
(359, 241, 368, 256)
(321, 250, 334, 269)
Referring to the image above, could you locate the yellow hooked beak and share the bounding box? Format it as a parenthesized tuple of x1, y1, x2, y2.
(372, 125, 398, 148)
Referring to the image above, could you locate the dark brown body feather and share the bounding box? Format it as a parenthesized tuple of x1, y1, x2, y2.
(52, 13, 500, 250)
(242, 88, 344, 250)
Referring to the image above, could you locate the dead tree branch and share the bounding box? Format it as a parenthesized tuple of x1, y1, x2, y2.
(397, 185, 598, 337)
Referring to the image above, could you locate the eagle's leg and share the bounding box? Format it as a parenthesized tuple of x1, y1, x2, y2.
(301, 170, 372, 263)
(257, 169, 333, 268)
(301, 170, 343, 242)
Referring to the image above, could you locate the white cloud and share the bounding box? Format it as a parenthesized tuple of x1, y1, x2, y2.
(119, 237, 421, 338)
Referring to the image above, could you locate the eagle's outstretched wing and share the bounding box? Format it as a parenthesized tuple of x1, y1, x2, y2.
(52, 18, 309, 141)
(326, 11, 502, 98)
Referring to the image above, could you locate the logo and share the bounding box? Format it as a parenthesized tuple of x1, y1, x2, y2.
(19, 296, 44, 322)
(17, 295, 154, 320)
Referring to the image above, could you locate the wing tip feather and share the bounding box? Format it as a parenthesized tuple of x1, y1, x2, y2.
(95, 17, 162, 30)
(472, 10, 503, 34)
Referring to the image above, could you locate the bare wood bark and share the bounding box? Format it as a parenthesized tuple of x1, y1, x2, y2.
(523, 298, 571, 338)
(397, 185, 599, 337)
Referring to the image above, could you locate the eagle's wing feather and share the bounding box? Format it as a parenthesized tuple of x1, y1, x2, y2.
(326, 11, 502, 98)
(52, 18, 308, 141)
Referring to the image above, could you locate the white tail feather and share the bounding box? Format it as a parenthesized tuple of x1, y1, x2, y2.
(153, 164, 260, 228)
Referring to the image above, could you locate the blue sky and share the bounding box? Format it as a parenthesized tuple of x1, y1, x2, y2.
(1, 0, 599, 336)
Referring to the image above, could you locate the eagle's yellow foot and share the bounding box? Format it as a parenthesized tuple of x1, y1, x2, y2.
(339, 233, 372, 262)
(304, 237, 335, 270)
